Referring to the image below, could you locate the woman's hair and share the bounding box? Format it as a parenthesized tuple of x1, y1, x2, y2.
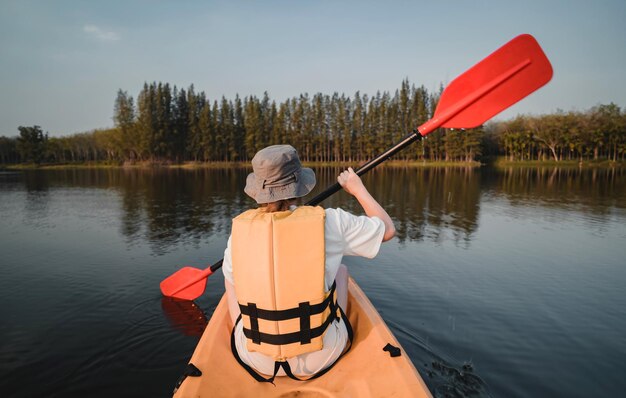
(259, 199, 294, 213)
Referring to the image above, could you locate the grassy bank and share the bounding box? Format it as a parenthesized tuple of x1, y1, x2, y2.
(5, 158, 623, 170)
(4, 162, 126, 170)
(491, 157, 624, 168)
(2, 159, 483, 170)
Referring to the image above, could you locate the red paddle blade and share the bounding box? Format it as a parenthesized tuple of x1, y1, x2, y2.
(160, 266, 210, 300)
(419, 34, 553, 134)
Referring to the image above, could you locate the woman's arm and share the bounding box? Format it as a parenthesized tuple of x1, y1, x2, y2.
(337, 167, 396, 241)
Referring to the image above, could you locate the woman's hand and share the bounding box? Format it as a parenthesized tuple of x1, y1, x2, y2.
(337, 167, 396, 241)
(337, 167, 366, 197)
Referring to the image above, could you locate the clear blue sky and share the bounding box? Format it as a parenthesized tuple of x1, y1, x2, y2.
(1, 0, 625, 137)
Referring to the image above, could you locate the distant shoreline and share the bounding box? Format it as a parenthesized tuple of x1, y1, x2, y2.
(490, 158, 624, 168)
(2, 160, 481, 170)
(2, 158, 624, 170)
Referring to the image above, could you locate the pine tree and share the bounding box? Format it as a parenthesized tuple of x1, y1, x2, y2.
(233, 95, 245, 161)
(136, 82, 158, 160)
(351, 92, 363, 161)
(220, 97, 234, 161)
(311, 93, 325, 161)
(186, 86, 204, 162)
(399, 79, 411, 135)
(198, 100, 212, 161)
(260, 92, 272, 149)
(244, 96, 261, 159)
(339, 95, 352, 162)
(173, 87, 189, 162)
(113, 89, 137, 161)
(210, 100, 220, 160)
(298, 94, 312, 161)
(154, 83, 173, 159)
(272, 103, 287, 148)
(411, 85, 430, 160)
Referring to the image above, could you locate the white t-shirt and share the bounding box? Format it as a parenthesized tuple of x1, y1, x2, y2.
(222, 207, 385, 377)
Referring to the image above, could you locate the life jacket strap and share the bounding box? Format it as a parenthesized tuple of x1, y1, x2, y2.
(238, 281, 337, 321)
(299, 301, 311, 344)
(230, 314, 280, 385)
(247, 303, 261, 345)
(278, 304, 354, 382)
(239, 281, 337, 346)
(241, 307, 335, 345)
(230, 298, 355, 383)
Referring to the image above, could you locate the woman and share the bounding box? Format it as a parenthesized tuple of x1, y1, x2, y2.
(222, 144, 395, 382)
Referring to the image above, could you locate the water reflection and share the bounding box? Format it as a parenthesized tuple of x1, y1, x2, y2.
(6, 166, 625, 255)
(161, 297, 208, 337)
(484, 167, 626, 229)
(3, 166, 625, 397)
(22, 172, 51, 224)
(115, 168, 251, 254)
(354, 167, 481, 246)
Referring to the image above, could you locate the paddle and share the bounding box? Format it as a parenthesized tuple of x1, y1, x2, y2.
(160, 33, 553, 300)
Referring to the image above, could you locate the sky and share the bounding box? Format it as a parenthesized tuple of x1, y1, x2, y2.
(1, 0, 625, 137)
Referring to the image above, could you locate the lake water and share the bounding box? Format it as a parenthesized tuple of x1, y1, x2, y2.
(1, 166, 625, 397)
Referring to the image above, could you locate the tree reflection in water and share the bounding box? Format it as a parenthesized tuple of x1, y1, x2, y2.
(14, 166, 625, 255)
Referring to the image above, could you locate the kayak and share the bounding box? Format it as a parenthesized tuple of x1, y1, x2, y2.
(173, 277, 432, 397)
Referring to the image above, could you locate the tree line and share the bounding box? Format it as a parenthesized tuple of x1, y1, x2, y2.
(1, 80, 624, 165)
(486, 103, 626, 162)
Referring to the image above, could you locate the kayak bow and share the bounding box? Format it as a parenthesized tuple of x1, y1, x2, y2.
(173, 278, 432, 397)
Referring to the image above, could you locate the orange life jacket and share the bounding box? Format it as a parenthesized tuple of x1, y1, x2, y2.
(231, 206, 338, 360)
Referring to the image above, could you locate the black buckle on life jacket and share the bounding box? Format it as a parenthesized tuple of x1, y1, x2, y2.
(299, 302, 312, 344)
(247, 303, 261, 344)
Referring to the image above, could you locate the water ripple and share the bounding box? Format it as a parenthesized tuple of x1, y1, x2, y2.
(387, 318, 493, 398)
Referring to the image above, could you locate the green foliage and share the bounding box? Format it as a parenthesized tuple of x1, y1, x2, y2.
(114, 89, 137, 160)
(17, 126, 48, 164)
(489, 104, 626, 162)
(0, 135, 19, 163)
(2, 82, 624, 166)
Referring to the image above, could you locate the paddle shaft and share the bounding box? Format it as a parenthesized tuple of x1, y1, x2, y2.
(307, 130, 423, 205)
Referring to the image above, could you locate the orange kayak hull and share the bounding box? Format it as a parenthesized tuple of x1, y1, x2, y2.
(174, 278, 432, 397)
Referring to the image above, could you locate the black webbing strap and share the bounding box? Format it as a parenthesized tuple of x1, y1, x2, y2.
(248, 303, 261, 344)
(231, 307, 355, 384)
(242, 307, 335, 345)
(231, 315, 280, 384)
(239, 281, 338, 346)
(278, 304, 355, 382)
(231, 282, 355, 384)
(299, 302, 311, 344)
(239, 281, 337, 321)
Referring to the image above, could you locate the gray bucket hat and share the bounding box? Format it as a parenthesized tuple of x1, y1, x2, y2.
(244, 145, 316, 204)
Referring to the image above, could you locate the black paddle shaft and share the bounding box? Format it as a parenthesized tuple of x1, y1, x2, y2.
(307, 129, 423, 205)
(208, 129, 423, 274)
